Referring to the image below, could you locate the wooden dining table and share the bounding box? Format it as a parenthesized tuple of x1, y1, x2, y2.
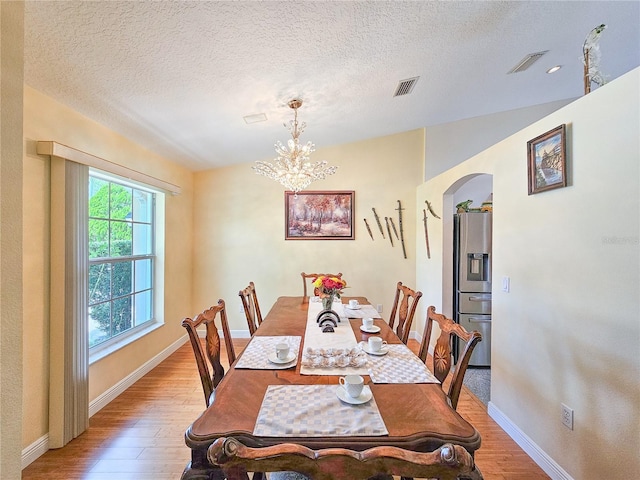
(181, 296, 481, 479)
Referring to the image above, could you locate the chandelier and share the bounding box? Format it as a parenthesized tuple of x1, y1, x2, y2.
(253, 99, 337, 194)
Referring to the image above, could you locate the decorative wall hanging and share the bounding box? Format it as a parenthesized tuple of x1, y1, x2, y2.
(371, 207, 385, 238)
(582, 24, 607, 94)
(422, 209, 431, 259)
(363, 218, 374, 240)
(395, 200, 407, 259)
(285, 191, 354, 239)
(527, 124, 567, 195)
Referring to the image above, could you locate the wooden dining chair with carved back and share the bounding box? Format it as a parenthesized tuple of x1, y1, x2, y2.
(388, 281, 423, 345)
(301, 272, 343, 301)
(418, 305, 483, 411)
(181, 299, 236, 408)
(208, 436, 483, 480)
(239, 281, 263, 336)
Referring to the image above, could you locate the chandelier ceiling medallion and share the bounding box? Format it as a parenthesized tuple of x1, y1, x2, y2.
(253, 99, 338, 194)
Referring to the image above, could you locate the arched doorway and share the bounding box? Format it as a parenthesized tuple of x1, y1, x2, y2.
(442, 173, 493, 405)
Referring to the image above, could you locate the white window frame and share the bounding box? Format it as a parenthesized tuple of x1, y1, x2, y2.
(88, 169, 165, 364)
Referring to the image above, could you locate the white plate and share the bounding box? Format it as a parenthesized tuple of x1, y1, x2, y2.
(345, 305, 361, 310)
(361, 343, 389, 356)
(336, 385, 372, 405)
(359, 325, 381, 334)
(268, 352, 297, 364)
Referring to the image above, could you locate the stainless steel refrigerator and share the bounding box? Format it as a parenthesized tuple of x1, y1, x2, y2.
(453, 212, 492, 367)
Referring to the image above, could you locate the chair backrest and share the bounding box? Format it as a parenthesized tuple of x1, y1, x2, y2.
(239, 281, 263, 336)
(388, 281, 422, 344)
(418, 305, 482, 410)
(300, 272, 343, 300)
(208, 437, 481, 480)
(181, 300, 236, 407)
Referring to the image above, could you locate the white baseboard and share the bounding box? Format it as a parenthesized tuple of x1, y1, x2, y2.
(22, 433, 49, 469)
(23, 330, 250, 469)
(488, 402, 574, 480)
(88, 334, 188, 417)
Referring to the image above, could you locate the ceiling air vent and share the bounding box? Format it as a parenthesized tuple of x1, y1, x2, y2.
(243, 113, 267, 124)
(507, 51, 549, 74)
(393, 77, 419, 97)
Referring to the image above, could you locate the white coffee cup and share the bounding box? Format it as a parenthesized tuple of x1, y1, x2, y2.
(368, 337, 387, 352)
(275, 343, 290, 360)
(362, 317, 374, 329)
(339, 374, 364, 398)
(348, 299, 359, 309)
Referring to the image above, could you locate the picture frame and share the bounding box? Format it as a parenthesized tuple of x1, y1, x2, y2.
(285, 191, 355, 240)
(527, 124, 567, 195)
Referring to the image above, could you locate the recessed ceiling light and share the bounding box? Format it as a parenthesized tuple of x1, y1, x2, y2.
(546, 65, 562, 74)
(244, 113, 268, 124)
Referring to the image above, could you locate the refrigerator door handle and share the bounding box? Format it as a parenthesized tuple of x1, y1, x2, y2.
(468, 295, 490, 301)
(468, 317, 492, 323)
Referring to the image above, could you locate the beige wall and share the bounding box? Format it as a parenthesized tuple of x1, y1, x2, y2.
(1, 2, 25, 478)
(22, 86, 195, 447)
(193, 129, 425, 332)
(417, 68, 640, 479)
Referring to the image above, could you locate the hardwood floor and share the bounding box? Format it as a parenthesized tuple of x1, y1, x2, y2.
(22, 340, 549, 479)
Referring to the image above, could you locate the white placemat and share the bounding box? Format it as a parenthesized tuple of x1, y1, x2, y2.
(234, 336, 301, 370)
(253, 384, 388, 437)
(301, 302, 369, 376)
(363, 343, 441, 384)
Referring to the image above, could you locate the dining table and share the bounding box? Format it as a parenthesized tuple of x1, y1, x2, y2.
(181, 296, 482, 479)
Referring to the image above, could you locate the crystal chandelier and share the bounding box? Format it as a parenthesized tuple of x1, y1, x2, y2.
(253, 99, 337, 194)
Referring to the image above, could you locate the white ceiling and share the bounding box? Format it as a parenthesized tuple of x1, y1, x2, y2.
(24, 1, 640, 171)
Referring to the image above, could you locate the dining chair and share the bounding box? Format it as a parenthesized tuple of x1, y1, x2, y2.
(300, 272, 343, 300)
(239, 281, 263, 336)
(388, 281, 422, 345)
(418, 305, 483, 411)
(208, 436, 482, 480)
(181, 300, 236, 407)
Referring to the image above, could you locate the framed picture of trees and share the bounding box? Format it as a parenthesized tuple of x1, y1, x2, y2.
(527, 124, 567, 195)
(285, 191, 354, 240)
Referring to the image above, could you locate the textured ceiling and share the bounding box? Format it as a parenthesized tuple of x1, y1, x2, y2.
(24, 1, 640, 171)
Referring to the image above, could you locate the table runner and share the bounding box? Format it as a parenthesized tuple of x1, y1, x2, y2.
(300, 301, 369, 376)
(343, 304, 382, 319)
(234, 336, 302, 370)
(364, 343, 441, 384)
(253, 384, 388, 437)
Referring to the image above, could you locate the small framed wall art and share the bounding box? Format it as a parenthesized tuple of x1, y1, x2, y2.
(527, 124, 567, 195)
(285, 190, 354, 240)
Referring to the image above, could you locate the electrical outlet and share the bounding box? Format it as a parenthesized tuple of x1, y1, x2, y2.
(561, 403, 574, 430)
(376, 304, 383, 313)
(239, 303, 244, 313)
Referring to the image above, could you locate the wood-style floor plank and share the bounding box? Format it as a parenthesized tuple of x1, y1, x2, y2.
(22, 339, 549, 479)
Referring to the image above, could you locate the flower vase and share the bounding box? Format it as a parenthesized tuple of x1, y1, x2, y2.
(317, 292, 340, 330)
(321, 293, 335, 312)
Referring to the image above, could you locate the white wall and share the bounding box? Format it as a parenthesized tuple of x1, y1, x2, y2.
(416, 68, 640, 479)
(425, 99, 573, 180)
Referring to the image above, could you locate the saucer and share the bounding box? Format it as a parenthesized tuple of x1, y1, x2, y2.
(345, 305, 361, 310)
(268, 352, 297, 364)
(360, 325, 381, 334)
(361, 344, 388, 356)
(336, 385, 372, 405)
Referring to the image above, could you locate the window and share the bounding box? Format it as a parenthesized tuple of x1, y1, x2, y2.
(88, 173, 157, 349)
